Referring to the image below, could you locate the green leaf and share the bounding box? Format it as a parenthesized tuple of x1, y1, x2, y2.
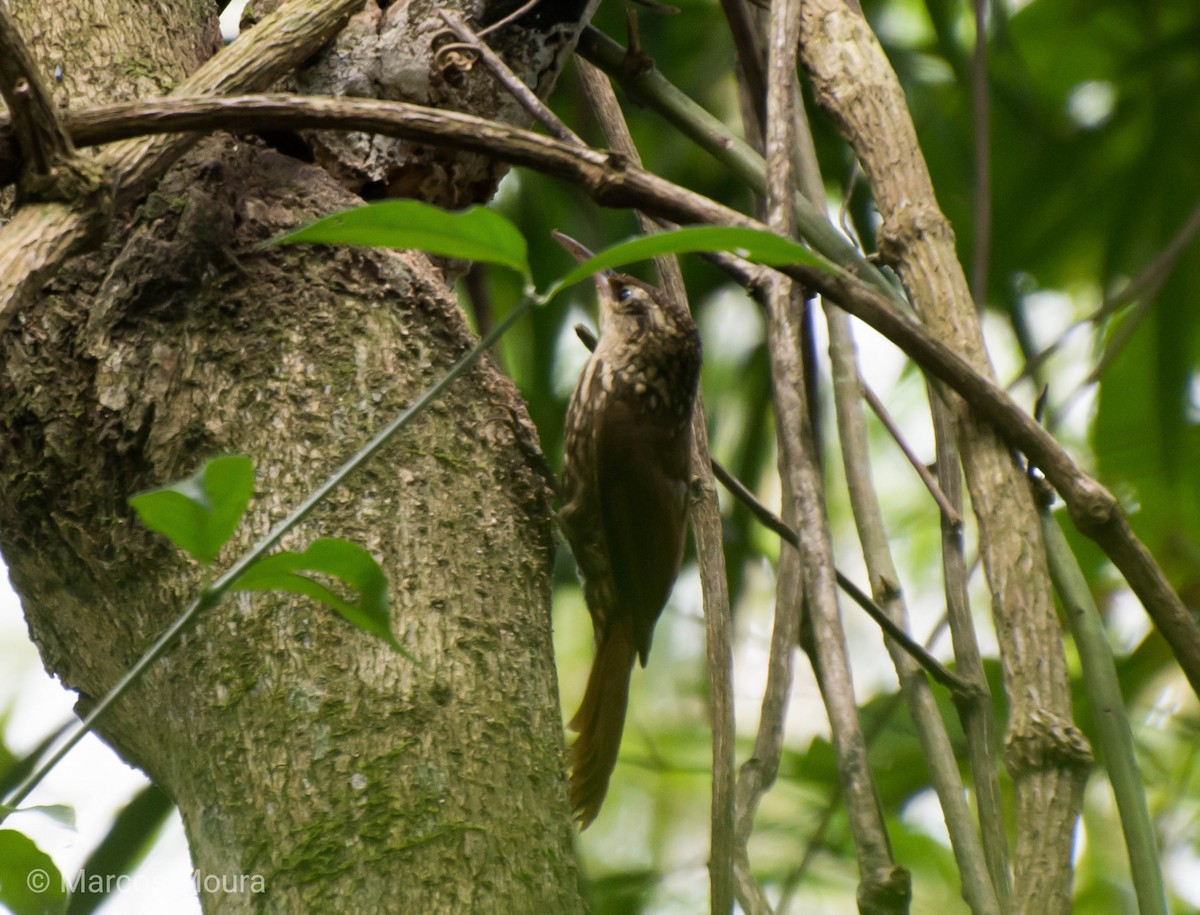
(0, 829, 67, 915)
(1, 806, 75, 830)
(232, 539, 402, 652)
(270, 201, 531, 280)
(130, 455, 255, 564)
(544, 225, 832, 301)
(65, 785, 172, 915)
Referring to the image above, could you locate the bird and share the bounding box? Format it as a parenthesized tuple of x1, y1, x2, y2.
(557, 236, 702, 828)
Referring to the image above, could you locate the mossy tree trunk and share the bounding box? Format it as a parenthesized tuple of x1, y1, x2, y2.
(0, 0, 589, 910)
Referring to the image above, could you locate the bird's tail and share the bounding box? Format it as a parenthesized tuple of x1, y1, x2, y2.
(567, 622, 637, 829)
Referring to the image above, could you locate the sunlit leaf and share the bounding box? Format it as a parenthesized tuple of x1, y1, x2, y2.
(130, 455, 255, 564)
(544, 225, 832, 301)
(232, 539, 402, 653)
(270, 200, 530, 280)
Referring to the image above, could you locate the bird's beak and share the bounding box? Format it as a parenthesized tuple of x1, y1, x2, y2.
(551, 231, 617, 300)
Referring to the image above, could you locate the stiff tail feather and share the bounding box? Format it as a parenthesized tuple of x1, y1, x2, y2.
(568, 622, 637, 828)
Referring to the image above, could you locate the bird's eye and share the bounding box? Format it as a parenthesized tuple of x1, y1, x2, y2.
(617, 286, 636, 303)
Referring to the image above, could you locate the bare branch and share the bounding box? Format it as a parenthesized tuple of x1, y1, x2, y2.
(798, 1, 1087, 905)
(717, 0, 767, 147)
(764, 0, 903, 908)
(969, 0, 991, 310)
(931, 395, 1012, 906)
(1050, 198, 1200, 421)
(576, 26, 900, 306)
(788, 18, 1002, 902)
(1010, 195, 1200, 395)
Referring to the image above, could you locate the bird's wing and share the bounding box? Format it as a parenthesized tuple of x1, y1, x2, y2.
(596, 395, 692, 663)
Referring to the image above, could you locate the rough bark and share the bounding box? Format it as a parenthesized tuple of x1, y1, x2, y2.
(1, 0, 591, 910)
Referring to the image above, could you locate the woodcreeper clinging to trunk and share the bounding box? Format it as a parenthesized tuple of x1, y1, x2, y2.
(557, 236, 702, 828)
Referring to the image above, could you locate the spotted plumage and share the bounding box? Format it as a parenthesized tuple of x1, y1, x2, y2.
(559, 272, 702, 828)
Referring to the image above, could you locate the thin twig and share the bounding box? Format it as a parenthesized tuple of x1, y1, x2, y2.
(1097, 196, 1200, 320)
(436, 10, 584, 146)
(859, 375, 961, 527)
(706, 461, 973, 692)
(1009, 195, 1200, 393)
(476, 0, 543, 37)
(776, 674, 918, 913)
(969, 0, 991, 311)
(574, 60, 679, 295)
(717, 0, 767, 151)
(931, 393, 1011, 906)
(1045, 195, 1200, 421)
(1053, 295, 1153, 422)
(1034, 206, 1199, 422)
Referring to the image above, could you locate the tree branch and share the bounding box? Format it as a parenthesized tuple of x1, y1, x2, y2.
(858, 376, 961, 527)
(1039, 491, 1168, 915)
(1009, 195, 1200, 396)
(576, 26, 902, 306)
(969, 0, 991, 310)
(780, 16, 1002, 901)
(932, 394, 1012, 906)
(0, 1, 77, 185)
(763, 0, 903, 910)
(797, 1, 1087, 906)
(436, 10, 584, 146)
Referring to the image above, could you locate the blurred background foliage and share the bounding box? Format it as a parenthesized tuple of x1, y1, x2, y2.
(4, 0, 1200, 912)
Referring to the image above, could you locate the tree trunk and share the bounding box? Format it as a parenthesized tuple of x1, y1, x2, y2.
(1, 0, 588, 910)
